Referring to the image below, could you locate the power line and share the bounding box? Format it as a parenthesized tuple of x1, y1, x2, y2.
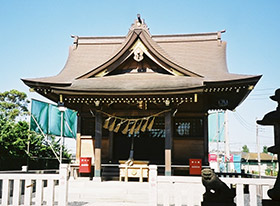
(247, 98, 271, 101)
(250, 93, 272, 96)
(255, 88, 277, 91)
(232, 112, 255, 131)
(236, 111, 255, 127)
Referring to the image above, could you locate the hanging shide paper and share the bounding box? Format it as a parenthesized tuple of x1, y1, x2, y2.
(134, 119, 143, 133)
(109, 118, 116, 132)
(141, 117, 149, 132)
(99, 108, 171, 135)
(103, 117, 111, 129)
(114, 121, 122, 133)
(129, 120, 138, 135)
(147, 116, 155, 130)
(122, 120, 130, 134)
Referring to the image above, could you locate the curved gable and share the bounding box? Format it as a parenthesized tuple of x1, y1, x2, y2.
(77, 22, 202, 79)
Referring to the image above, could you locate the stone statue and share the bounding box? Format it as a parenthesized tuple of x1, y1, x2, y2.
(257, 88, 280, 205)
(201, 168, 235, 205)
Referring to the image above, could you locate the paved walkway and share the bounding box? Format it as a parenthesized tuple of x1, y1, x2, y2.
(68, 179, 150, 206)
(67, 178, 261, 206)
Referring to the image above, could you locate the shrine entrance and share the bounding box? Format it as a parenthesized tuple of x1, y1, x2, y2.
(113, 130, 165, 164)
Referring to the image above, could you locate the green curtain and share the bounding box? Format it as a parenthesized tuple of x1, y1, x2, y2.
(64, 108, 77, 138)
(48, 104, 62, 136)
(30, 99, 77, 138)
(30, 99, 49, 134)
(208, 111, 225, 142)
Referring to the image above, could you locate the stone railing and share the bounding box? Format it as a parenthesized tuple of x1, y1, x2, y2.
(0, 164, 68, 206)
(148, 165, 275, 206)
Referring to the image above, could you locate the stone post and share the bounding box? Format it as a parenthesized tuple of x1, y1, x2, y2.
(59, 164, 69, 206)
(149, 165, 158, 206)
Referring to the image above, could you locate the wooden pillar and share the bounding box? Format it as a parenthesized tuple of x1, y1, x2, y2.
(94, 111, 102, 179)
(109, 131, 114, 161)
(165, 111, 172, 176)
(203, 114, 209, 166)
(75, 114, 81, 163)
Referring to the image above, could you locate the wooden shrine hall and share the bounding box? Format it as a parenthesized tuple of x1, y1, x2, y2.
(22, 16, 261, 178)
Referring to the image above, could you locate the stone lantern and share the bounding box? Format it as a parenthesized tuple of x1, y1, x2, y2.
(257, 88, 280, 206)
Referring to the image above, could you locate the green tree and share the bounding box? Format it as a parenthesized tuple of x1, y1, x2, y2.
(242, 145, 250, 153)
(0, 90, 29, 120)
(0, 90, 71, 170)
(263, 145, 268, 153)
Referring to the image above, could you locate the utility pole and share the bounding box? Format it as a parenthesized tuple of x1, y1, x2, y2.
(256, 118, 261, 178)
(216, 111, 220, 172)
(224, 110, 230, 172)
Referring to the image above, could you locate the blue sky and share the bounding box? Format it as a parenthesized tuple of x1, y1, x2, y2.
(1, 0, 279, 153)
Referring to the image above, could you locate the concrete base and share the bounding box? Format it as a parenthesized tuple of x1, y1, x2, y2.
(262, 199, 280, 206)
(201, 202, 236, 206)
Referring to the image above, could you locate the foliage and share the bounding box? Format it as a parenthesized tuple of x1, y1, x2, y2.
(0, 90, 30, 121)
(265, 168, 278, 176)
(0, 118, 29, 158)
(242, 145, 249, 153)
(263, 145, 268, 153)
(0, 90, 71, 170)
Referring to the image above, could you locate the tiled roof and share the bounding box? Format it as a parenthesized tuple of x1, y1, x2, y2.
(22, 19, 260, 93)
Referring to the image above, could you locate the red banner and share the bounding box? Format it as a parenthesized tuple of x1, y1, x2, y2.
(208, 154, 217, 162)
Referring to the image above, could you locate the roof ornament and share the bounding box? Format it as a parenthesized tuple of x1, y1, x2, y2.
(137, 14, 142, 25)
(130, 14, 150, 33)
(133, 47, 144, 62)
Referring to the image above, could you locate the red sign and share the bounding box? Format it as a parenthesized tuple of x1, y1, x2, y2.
(208, 154, 217, 162)
(79, 157, 92, 173)
(225, 154, 234, 162)
(189, 159, 202, 175)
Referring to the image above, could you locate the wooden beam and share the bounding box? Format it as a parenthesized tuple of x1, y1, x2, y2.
(109, 131, 114, 161)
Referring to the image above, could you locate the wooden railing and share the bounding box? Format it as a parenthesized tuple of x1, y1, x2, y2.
(148, 165, 276, 206)
(0, 164, 68, 206)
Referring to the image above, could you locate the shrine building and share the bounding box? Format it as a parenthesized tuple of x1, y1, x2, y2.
(22, 16, 261, 177)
